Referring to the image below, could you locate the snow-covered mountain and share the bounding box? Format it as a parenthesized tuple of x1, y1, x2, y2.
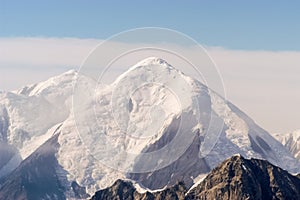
(0, 70, 75, 178)
(273, 130, 300, 161)
(0, 57, 299, 198)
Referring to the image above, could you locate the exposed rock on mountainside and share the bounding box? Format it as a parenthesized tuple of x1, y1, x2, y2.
(91, 155, 300, 200)
(187, 155, 300, 200)
(91, 179, 187, 200)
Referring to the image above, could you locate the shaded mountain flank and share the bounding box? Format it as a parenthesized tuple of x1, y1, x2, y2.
(0, 133, 89, 200)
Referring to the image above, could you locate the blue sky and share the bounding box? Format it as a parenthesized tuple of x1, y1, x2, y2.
(1, 0, 300, 50)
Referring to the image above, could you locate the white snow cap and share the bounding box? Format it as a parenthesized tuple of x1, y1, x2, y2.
(134, 57, 171, 67)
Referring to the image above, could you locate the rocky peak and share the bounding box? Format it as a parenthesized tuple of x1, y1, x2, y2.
(91, 155, 300, 200)
(91, 179, 187, 200)
(186, 155, 300, 200)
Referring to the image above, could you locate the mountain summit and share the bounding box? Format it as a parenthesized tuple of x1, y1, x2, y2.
(0, 58, 299, 198)
(133, 57, 172, 67)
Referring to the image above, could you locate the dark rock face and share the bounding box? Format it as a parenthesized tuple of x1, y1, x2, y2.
(71, 181, 90, 199)
(152, 182, 186, 200)
(90, 179, 138, 200)
(93, 155, 300, 200)
(186, 155, 300, 200)
(91, 179, 187, 200)
(0, 134, 66, 200)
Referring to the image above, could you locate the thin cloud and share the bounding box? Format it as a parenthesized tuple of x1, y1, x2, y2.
(0, 37, 100, 68)
(0, 37, 299, 133)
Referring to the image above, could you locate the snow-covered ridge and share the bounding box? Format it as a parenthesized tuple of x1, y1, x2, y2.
(0, 70, 77, 172)
(134, 57, 172, 67)
(15, 69, 77, 96)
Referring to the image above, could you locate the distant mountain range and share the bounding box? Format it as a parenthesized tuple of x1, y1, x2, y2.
(273, 130, 300, 162)
(0, 57, 299, 199)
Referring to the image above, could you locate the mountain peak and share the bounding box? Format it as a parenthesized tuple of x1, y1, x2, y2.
(113, 57, 189, 88)
(134, 57, 171, 67)
(124, 57, 176, 75)
(186, 156, 300, 200)
(15, 69, 77, 96)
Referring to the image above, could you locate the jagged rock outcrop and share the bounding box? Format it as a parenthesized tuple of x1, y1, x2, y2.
(91, 179, 187, 200)
(186, 155, 300, 200)
(92, 155, 300, 200)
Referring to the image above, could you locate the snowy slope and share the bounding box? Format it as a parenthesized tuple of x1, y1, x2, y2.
(273, 130, 300, 161)
(0, 70, 76, 177)
(0, 57, 299, 197)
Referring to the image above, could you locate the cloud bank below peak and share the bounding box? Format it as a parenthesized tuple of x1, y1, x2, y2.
(0, 37, 299, 133)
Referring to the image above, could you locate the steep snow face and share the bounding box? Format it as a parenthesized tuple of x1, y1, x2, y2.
(0, 70, 77, 177)
(273, 130, 300, 161)
(64, 57, 210, 193)
(16, 69, 77, 97)
(208, 96, 300, 173)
